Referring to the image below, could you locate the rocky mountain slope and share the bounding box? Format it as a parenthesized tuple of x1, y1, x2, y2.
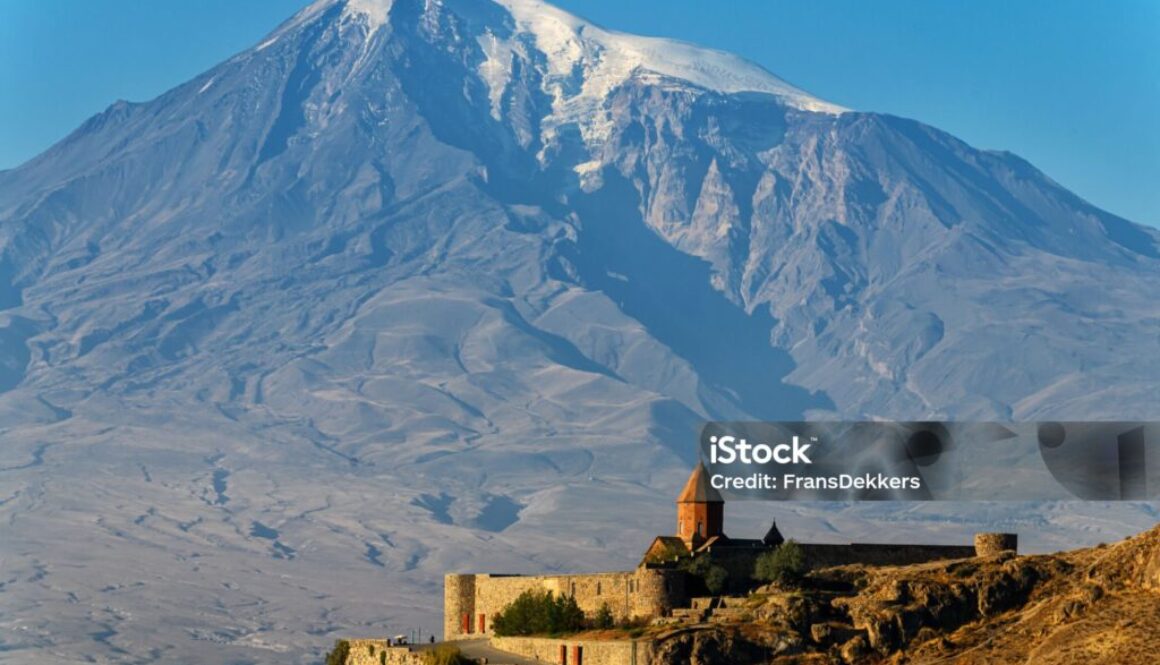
(647, 525, 1160, 664)
(1, 0, 1158, 663)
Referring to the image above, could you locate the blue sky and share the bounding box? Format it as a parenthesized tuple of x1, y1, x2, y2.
(1, 0, 1156, 225)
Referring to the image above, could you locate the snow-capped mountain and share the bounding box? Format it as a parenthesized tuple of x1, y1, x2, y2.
(1, 0, 1158, 663)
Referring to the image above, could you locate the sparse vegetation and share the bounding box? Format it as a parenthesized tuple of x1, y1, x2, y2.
(422, 645, 472, 665)
(491, 589, 586, 636)
(754, 540, 805, 585)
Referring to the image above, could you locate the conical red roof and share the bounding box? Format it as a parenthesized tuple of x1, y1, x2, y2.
(677, 461, 723, 503)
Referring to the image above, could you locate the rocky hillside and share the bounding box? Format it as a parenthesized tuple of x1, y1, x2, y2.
(646, 525, 1160, 664)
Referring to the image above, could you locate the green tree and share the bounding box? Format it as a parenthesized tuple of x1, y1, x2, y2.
(324, 639, 350, 665)
(592, 602, 615, 629)
(754, 540, 806, 585)
(704, 564, 729, 595)
(491, 589, 586, 636)
(679, 555, 729, 596)
(550, 592, 586, 634)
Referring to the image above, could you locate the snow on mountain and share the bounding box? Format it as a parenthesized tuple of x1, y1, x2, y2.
(482, 0, 847, 126)
(344, 0, 395, 30)
(341, 0, 846, 152)
(0, 0, 1158, 663)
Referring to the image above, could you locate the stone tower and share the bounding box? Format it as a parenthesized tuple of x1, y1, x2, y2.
(677, 462, 725, 549)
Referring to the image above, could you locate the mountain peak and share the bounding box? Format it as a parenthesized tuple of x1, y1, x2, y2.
(2, 2, 1159, 663)
(328, 0, 846, 116)
(499, 0, 845, 112)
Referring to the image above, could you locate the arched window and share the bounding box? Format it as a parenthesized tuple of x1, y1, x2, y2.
(697, 521, 704, 537)
(597, 582, 602, 595)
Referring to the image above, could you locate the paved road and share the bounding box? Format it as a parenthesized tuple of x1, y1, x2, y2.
(417, 639, 549, 665)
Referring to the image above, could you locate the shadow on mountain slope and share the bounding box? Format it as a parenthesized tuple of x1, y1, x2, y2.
(567, 174, 833, 422)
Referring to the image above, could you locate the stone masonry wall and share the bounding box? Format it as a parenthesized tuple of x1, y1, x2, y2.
(633, 568, 685, 618)
(974, 533, 1019, 557)
(492, 636, 652, 665)
(691, 541, 982, 590)
(445, 538, 993, 640)
(799, 543, 978, 569)
(443, 574, 476, 640)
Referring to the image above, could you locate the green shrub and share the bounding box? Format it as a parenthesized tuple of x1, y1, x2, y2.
(678, 554, 707, 576)
(491, 589, 586, 636)
(324, 639, 350, 665)
(679, 555, 729, 595)
(592, 602, 614, 629)
(704, 564, 729, 595)
(754, 540, 806, 585)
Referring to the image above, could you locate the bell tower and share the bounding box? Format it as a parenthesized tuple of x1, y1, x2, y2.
(676, 461, 725, 549)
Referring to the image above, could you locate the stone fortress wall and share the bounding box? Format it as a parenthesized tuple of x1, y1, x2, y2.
(443, 462, 1018, 642)
(445, 533, 1017, 639)
(798, 542, 980, 568)
(691, 541, 979, 594)
(444, 567, 686, 639)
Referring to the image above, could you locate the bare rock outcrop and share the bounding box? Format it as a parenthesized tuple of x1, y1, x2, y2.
(648, 627, 793, 665)
(645, 525, 1160, 665)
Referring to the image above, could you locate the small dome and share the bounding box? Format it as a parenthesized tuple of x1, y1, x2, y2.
(763, 521, 785, 547)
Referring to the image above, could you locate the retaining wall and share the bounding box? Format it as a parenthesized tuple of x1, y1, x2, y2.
(492, 636, 652, 665)
(343, 640, 423, 665)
